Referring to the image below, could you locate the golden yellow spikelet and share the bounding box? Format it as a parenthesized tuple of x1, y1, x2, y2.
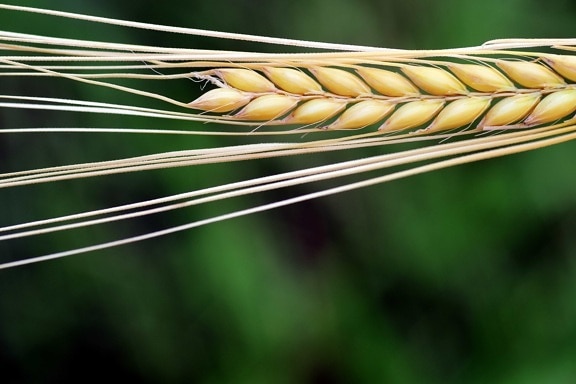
(187, 87, 251, 112)
(234, 94, 298, 120)
(478, 93, 541, 128)
(448, 64, 516, 92)
(523, 89, 576, 126)
(327, 100, 394, 130)
(262, 67, 322, 94)
(379, 100, 445, 132)
(283, 98, 346, 125)
(401, 66, 467, 95)
(542, 55, 576, 82)
(310, 67, 372, 97)
(216, 68, 277, 93)
(355, 67, 420, 97)
(496, 61, 565, 88)
(426, 97, 491, 132)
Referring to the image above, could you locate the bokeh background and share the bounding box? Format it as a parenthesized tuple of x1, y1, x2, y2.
(1, 0, 576, 382)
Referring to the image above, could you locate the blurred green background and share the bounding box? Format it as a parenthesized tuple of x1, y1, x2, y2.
(1, 0, 576, 383)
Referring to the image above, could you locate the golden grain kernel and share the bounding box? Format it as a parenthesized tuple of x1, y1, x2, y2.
(326, 100, 394, 130)
(378, 100, 445, 132)
(187, 87, 252, 112)
(496, 61, 565, 88)
(262, 67, 322, 94)
(234, 94, 298, 120)
(216, 68, 277, 93)
(401, 65, 467, 95)
(283, 98, 346, 125)
(542, 55, 576, 82)
(355, 67, 420, 97)
(448, 64, 515, 92)
(478, 93, 541, 128)
(523, 89, 576, 126)
(426, 97, 491, 132)
(310, 67, 372, 97)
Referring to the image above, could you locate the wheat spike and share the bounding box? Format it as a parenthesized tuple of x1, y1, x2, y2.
(1, 3, 576, 267)
(187, 55, 576, 134)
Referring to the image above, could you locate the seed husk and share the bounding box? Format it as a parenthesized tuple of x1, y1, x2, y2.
(234, 94, 298, 120)
(187, 87, 252, 112)
(216, 68, 277, 93)
(327, 100, 394, 130)
(542, 55, 576, 82)
(263, 67, 322, 94)
(310, 67, 372, 97)
(401, 65, 467, 95)
(426, 97, 491, 132)
(356, 67, 420, 97)
(496, 61, 565, 88)
(379, 99, 445, 132)
(523, 89, 576, 126)
(283, 98, 346, 124)
(448, 64, 515, 92)
(478, 93, 541, 128)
